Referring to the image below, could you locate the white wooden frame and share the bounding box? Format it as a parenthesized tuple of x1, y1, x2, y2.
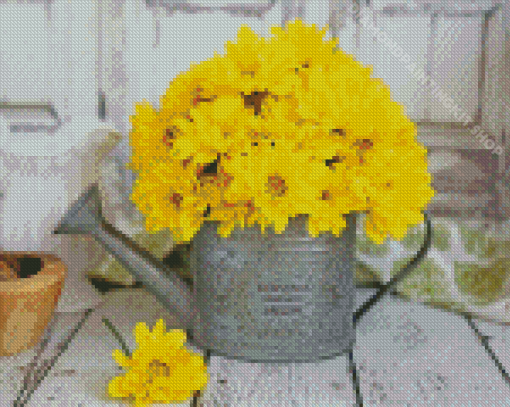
(0, 0, 101, 123)
(497, 0, 510, 217)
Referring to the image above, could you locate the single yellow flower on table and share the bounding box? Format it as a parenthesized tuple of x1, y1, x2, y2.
(108, 319, 208, 406)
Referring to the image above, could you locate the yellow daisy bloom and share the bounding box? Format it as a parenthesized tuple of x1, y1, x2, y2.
(159, 55, 223, 115)
(130, 159, 208, 243)
(302, 158, 368, 238)
(108, 319, 208, 406)
(361, 145, 434, 243)
(222, 25, 267, 95)
(242, 145, 323, 234)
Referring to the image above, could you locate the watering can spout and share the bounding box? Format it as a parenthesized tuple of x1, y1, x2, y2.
(53, 184, 198, 330)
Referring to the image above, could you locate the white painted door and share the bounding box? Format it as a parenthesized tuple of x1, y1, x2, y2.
(0, 0, 100, 124)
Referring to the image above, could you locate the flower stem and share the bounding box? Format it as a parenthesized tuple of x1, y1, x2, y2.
(102, 317, 132, 357)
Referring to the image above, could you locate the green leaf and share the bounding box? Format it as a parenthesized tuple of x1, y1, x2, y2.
(459, 225, 488, 257)
(479, 238, 510, 260)
(101, 259, 136, 286)
(87, 227, 175, 286)
(431, 223, 451, 252)
(355, 262, 380, 285)
(133, 228, 174, 260)
(390, 257, 453, 305)
(182, 250, 191, 267)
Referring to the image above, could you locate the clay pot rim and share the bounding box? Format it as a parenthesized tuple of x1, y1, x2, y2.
(0, 252, 66, 293)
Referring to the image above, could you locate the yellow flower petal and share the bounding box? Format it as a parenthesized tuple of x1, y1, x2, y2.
(108, 375, 130, 398)
(163, 329, 187, 349)
(152, 319, 167, 336)
(112, 349, 131, 368)
(134, 321, 151, 345)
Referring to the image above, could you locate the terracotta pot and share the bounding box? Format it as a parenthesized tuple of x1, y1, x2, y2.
(0, 252, 66, 356)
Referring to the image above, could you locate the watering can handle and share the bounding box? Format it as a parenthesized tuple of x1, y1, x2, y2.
(352, 211, 433, 327)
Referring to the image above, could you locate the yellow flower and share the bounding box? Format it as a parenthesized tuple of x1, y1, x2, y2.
(127, 18, 435, 245)
(222, 25, 267, 94)
(159, 55, 223, 116)
(127, 101, 170, 173)
(237, 143, 324, 234)
(361, 144, 435, 243)
(207, 201, 261, 238)
(255, 20, 340, 96)
(108, 319, 208, 406)
(305, 163, 368, 238)
(130, 159, 208, 244)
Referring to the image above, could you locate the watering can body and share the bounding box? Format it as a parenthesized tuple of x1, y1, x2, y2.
(54, 185, 358, 363)
(191, 215, 356, 363)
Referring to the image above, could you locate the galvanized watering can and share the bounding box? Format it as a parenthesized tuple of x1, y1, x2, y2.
(54, 184, 431, 363)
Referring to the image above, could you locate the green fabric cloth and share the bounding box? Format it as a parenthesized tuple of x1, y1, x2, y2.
(356, 215, 510, 321)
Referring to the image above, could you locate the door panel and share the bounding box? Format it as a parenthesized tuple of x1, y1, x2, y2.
(429, 15, 482, 122)
(366, 13, 430, 122)
(483, 5, 505, 147)
(0, 2, 49, 103)
(0, 0, 99, 123)
(352, 1, 488, 124)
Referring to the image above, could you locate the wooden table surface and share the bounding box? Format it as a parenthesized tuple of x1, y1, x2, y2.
(2, 285, 510, 406)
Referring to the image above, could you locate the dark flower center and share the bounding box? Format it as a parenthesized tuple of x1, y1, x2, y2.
(242, 90, 270, 115)
(266, 174, 288, 197)
(322, 190, 331, 200)
(325, 155, 346, 168)
(147, 360, 171, 384)
(163, 126, 181, 149)
(331, 128, 346, 137)
(354, 139, 373, 150)
(169, 193, 184, 209)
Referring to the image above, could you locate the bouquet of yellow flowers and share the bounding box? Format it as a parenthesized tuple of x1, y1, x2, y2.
(128, 19, 434, 245)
